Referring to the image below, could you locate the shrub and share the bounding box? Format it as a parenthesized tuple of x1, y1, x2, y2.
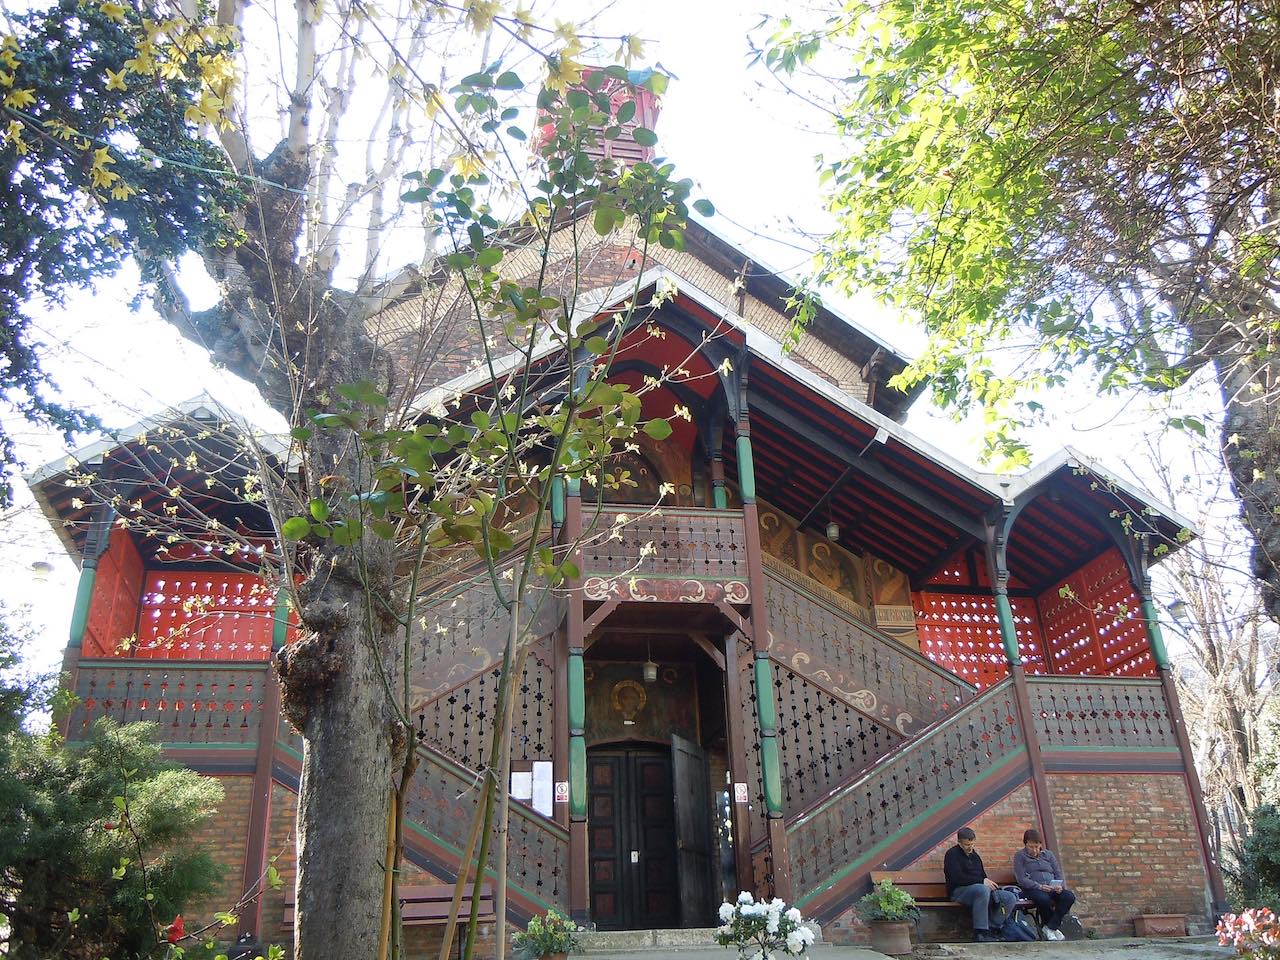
(511, 909, 581, 959)
(856, 879, 921, 923)
(0, 719, 222, 959)
(1218, 907, 1280, 960)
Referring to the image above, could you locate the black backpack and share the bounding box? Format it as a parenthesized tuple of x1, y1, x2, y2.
(1000, 912, 1039, 942)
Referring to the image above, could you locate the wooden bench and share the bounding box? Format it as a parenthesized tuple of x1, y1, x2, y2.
(283, 883, 495, 956)
(870, 869, 1039, 938)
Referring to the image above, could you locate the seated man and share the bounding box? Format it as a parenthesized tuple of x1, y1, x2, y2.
(1013, 828, 1076, 941)
(943, 826, 1017, 942)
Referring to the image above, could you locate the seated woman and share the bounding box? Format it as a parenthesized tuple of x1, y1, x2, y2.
(1013, 828, 1076, 940)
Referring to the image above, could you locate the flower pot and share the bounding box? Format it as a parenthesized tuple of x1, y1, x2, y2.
(1134, 914, 1186, 937)
(868, 920, 913, 956)
(539, 953, 567, 960)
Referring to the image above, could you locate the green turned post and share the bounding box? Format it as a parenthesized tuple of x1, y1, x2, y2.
(1141, 599, 1171, 669)
(568, 651, 587, 817)
(67, 562, 98, 649)
(568, 654, 585, 732)
(711, 456, 728, 509)
(994, 591, 1022, 664)
(736, 433, 756, 503)
(272, 588, 292, 650)
(753, 656, 776, 732)
(567, 477, 581, 498)
(569, 737, 587, 818)
(551, 476, 566, 527)
(753, 655, 784, 815)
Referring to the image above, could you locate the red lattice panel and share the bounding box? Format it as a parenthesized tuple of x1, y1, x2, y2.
(1036, 550, 1154, 677)
(84, 530, 145, 657)
(912, 592, 1045, 689)
(135, 572, 276, 660)
(1080, 552, 1155, 677)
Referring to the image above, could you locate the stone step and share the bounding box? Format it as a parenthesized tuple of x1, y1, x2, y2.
(577, 928, 722, 954)
(576, 924, 823, 954)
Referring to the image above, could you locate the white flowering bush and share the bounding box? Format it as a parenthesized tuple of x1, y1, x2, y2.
(715, 891, 816, 959)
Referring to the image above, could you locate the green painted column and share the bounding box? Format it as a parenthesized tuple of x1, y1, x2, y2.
(272, 588, 292, 650)
(753, 654, 784, 816)
(67, 562, 98, 649)
(736, 433, 756, 503)
(568, 652, 587, 818)
(551, 476, 566, 527)
(1141, 599, 1171, 669)
(994, 591, 1022, 664)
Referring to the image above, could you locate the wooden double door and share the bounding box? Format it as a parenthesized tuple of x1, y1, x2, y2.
(587, 737, 716, 930)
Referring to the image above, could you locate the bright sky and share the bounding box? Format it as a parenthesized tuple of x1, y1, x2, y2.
(1, 0, 1230, 679)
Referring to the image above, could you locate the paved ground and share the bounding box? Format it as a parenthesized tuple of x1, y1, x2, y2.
(587, 936, 1233, 960)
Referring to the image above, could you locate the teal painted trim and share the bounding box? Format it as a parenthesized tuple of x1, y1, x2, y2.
(793, 746, 1028, 907)
(272, 589, 291, 650)
(1141, 599, 1171, 669)
(76, 658, 272, 671)
(551, 477, 566, 526)
(1025, 675, 1161, 690)
(570, 736, 587, 817)
(1042, 744, 1181, 755)
(161, 741, 260, 750)
(713, 484, 728, 510)
(68, 564, 98, 649)
(995, 592, 1020, 663)
(402, 821, 557, 914)
(754, 657, 776, 732)
(277, 741, 304, 763)
(761, 736, 783, 813)
(736, 435, 756, 502)
(567, 478, 581, 498)
(568, 654, 585, 732)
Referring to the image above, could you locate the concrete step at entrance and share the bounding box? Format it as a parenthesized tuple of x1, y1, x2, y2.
(577, 924, 824, 954)
(577, 928, 722, 954)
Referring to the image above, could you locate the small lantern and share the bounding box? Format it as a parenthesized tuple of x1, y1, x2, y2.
(643, 638, 658, 684)
(826, 521, 840, 542)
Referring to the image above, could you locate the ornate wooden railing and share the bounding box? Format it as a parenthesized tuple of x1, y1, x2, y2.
(66, 659, 270, 745)
(1026, 676, 1176, 751)
(737, 651, 906, 847)
(578, 505, 749, 601)
(786, 678, 1023, 900)
(406, 743, 569, 911)
(764, 570, 973, 735)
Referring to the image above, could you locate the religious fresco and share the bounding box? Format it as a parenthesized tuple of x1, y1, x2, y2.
(869, 554, 920, 648)
(757, 506, 800, 567)
(754, 498, 922, 646)
(583, 660, 699, 746)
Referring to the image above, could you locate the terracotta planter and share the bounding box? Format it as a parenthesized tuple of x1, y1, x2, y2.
(1134, 914, 1186, 937)
(540, 953, 568, 960)
(868, 920, 914, 956)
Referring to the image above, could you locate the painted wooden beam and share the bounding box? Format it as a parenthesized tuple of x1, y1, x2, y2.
(750, 396, 986, 541)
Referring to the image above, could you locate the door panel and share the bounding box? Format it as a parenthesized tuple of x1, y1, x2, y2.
(672, 734, 717, 928)
(587, 748, 680, 930)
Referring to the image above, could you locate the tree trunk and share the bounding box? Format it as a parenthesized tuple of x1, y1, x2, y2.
(278, 569, 402, 959)
(1213, 345, 1280, 621)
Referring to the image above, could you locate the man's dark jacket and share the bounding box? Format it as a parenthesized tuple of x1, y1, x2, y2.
(943, 845, 988, 897)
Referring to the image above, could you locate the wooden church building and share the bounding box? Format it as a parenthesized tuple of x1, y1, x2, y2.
(29, 85, 1226, 951)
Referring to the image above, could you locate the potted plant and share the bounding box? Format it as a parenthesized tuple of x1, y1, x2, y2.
(511, 909, 581, 960)
(715, 892, 816, 958)
(857, 879, 921, 956)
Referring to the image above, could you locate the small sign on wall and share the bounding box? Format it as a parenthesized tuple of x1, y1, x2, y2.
(733, 782, 749, 804)
(554, 781, 569, 804)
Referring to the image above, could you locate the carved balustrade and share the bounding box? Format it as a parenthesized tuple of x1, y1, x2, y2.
(67, 660, 269, 745)
(764, 569, 972, 734)
(1025, 677, 1176, 751)
(406, 744, 569, 910)
(579, 505, 749, 602)
(785, 679, 1023, 895)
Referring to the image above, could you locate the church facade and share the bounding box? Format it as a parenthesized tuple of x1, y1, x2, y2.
(30, 178, 1224, 949)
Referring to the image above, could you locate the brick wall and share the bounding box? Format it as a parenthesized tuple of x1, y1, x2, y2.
(185, 775, 253, 928)
(1048, 772, 1211, 935)
(823, 785, 1038, 945)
